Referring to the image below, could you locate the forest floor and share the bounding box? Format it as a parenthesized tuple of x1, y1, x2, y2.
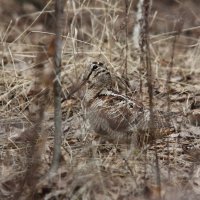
(0, 1, 200, 199)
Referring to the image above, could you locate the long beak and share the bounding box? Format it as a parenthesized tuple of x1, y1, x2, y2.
(68, 69, 92, 96)
(61, 78, 87, 103)
(68, 78, 87, 96)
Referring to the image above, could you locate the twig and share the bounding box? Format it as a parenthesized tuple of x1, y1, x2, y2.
(141, 0, 161, 198)
(166, 16, 183, 181)
(49, 0, 65, 174)
(124, 0, 129, 96)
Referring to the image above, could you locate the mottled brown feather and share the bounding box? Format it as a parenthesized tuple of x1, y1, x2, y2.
(83, 62, 174, 145)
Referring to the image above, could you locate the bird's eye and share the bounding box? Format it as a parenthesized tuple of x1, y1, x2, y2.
(92, 64, 98, 70)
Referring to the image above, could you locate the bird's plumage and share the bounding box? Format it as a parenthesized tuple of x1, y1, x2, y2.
(83, 62, 174, 145)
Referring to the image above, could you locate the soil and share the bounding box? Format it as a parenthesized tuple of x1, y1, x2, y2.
(0, 0, 200, 199)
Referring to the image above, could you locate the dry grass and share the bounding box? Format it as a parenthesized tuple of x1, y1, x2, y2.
(1, 0, 200, 199)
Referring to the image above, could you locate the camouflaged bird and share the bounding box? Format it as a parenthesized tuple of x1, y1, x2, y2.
(82, 61, 174, 146)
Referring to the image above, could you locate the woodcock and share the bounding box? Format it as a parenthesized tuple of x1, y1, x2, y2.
(81, 61, 174, 146)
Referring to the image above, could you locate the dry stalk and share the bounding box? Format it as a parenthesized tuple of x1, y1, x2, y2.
(49, 0, 65, 175)
(140, 0, 161, 198)
(166, 17, 183, 112)
(124, 0, 129, 97)
(133, 0, 144, 49)
(166, 16, 183, 180)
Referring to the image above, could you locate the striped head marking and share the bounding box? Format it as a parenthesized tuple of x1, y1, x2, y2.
(83, 62, 112, 89)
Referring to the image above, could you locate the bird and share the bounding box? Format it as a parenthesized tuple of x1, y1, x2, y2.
(81, 61, 174, 146)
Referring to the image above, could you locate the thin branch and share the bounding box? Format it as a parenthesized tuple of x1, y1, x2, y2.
(166, 17, 183, 180)
(124, 0, 129, 96)
(50, 0, 65, 174)
(141, 0, 161, 198)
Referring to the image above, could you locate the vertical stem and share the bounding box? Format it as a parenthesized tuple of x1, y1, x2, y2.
(50, 0, 64, 174)
(125, 0, 129, 96)
(166, 17, 182, 180)
(142, 0, 161, 198)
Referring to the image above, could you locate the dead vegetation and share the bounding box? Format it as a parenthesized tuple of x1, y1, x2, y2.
(0, 0, 200, 199)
